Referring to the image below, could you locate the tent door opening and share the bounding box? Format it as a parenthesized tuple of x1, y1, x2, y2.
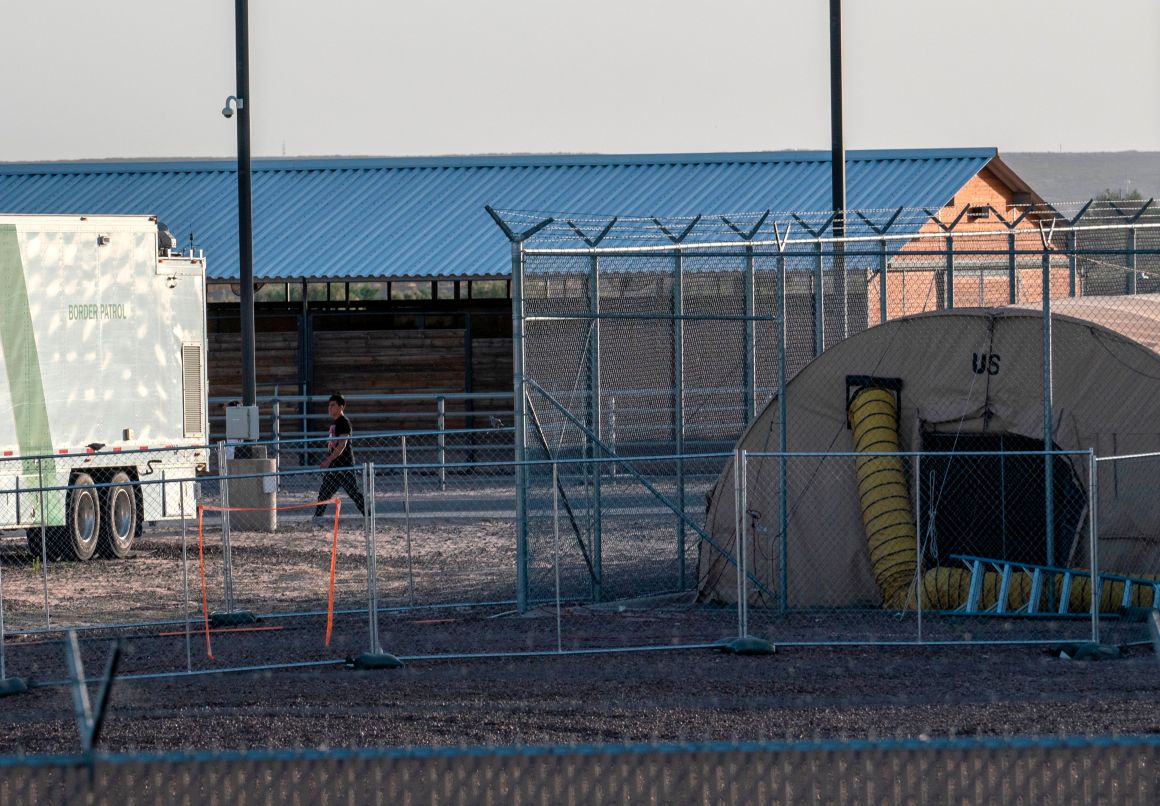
(918, 432, 1085, 568)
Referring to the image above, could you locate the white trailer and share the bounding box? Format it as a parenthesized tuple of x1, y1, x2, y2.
(0, 214, 207, 560)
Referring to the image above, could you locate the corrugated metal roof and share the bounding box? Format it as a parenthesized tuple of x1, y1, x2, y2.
(0, 148, 999, 281)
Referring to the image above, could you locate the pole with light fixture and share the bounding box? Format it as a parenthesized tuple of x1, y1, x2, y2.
(222, 0, 260, 456)
(830, 0, 847, 339)
(223, 0, 257, 417)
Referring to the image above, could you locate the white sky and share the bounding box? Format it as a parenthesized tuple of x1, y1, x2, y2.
(3, 0, 1158, 161)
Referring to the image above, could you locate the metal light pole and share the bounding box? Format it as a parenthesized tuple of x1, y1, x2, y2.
(224, 0, 257, 410)
(829, 0, 847, 339)
(829, 0, 846, 228)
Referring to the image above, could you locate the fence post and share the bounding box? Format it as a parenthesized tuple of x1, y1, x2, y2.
(945, 234, 955, 309)
(1089, 451, 1099, 645)
(740, 450, 749, 639)
(777, 242, 789, 615)
(219, 441, 235, 613)
(744, 243, 756, 423)
(1042, 246, 1055, 576)
(1126, 225, 1137, 295)
(210, 442, 254, 625)
(181, 478, 192, 674)
(402, 436, 415, 607)
(37, 458, 49, 628)
(351, 461, 402, 669)
(511, 241, 529, 612)
(271, 386, 281, 464)
(733, 449, 745, 639)
(673, 248, 685, 588)
(915, 453, 923, 643)
(814, 238, 824, 356)
(552, 460, 563, 653)
(365, 462, 379, 653)
(608, 394, 618, 478)
(1008, 231, 1018, 304)
(436, 396, 446, 492)
(878, 238, 888, 324)
(589, 252, 603, 604)
(1067, 230, 1078, 297)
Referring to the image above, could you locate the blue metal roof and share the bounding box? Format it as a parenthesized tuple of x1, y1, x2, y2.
(0, 149, 1000, 281)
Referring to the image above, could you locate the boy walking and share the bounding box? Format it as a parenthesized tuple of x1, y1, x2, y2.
(312, 393, 366, 527)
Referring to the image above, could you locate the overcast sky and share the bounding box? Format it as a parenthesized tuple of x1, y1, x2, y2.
(3, 0, 1158, 162)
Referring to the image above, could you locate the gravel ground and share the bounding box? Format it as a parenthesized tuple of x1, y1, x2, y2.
(3, 621, 1160, 756)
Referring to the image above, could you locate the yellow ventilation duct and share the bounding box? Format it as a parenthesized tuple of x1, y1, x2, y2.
(848, 386, 1155, 613)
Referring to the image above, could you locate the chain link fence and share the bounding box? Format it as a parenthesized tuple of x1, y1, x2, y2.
(494, 201, 1160, 615)
(4, 441, 1156, 689)
(3, 735, 1160, 804)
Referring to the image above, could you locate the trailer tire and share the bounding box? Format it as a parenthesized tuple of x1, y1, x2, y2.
(66, 473, 101, 561)
(98, 471, 137, 558)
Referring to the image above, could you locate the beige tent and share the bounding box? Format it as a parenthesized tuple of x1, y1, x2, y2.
(701, 294, 1160, 608)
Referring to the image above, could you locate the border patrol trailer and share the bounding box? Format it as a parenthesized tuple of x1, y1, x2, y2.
(0, 214, 207, 560)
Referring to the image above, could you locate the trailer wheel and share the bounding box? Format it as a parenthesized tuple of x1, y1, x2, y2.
(98, 471, 138, 558)
(67, 472, 101, 561)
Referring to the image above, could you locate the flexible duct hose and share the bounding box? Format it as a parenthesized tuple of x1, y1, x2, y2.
(849, 387, 918, 607)
(848, 387, 1154, 612)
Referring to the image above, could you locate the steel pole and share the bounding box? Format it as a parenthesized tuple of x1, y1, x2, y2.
(945, 235, 955, 309)
(511, 242, 529, 611)
(739, 450, 749, 638)
(1089, 452, 1099, 645)
(219, 442, 235, 612)
(814, 240, 824, 356)
(365, 462, 381, 653)
(673, 250, 686, 588)
(915, 453, 923, 643)
(829, 0, 847, 342)
(733, 449, 744, 638)
(1067, 231, 1078, 297)
(1043, 249, 1055, 573)
(38, 459, 49, 627)
(829, 0, 846, 227)
(1126, 226, 1137, 295)
(1008, 232, 1018, 304)
(181, 486, 192, 674)
(402, 437, 415, 607)
(878, 238, 888, 325)
(589, 253, 603, 602)
(744, 244, 756, 422)
(234, 0, 257, 407)
(777, 249, 789, 614)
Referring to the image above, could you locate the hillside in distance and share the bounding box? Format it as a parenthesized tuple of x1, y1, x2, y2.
(1004, 152, 1160, 205)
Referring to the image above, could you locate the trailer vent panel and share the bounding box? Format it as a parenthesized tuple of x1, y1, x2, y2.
(182, 344, 204, 437)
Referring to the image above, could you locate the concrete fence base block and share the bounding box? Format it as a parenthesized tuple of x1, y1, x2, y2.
(226, 450, 278, 532)
(716, 636, 777, 656)
(349, 652, 405, 670)
(209, 611, 259, 628)
(0, 677, 29, 697)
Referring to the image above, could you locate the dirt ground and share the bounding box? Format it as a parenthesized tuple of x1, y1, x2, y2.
(3, 607, 1160, 756)
(4, 510, 1160, 757)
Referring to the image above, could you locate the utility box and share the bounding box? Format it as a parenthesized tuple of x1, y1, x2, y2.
(226, 405, 261, 441)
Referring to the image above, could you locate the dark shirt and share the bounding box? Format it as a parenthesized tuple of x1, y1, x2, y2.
(328, 414, 355, 467)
